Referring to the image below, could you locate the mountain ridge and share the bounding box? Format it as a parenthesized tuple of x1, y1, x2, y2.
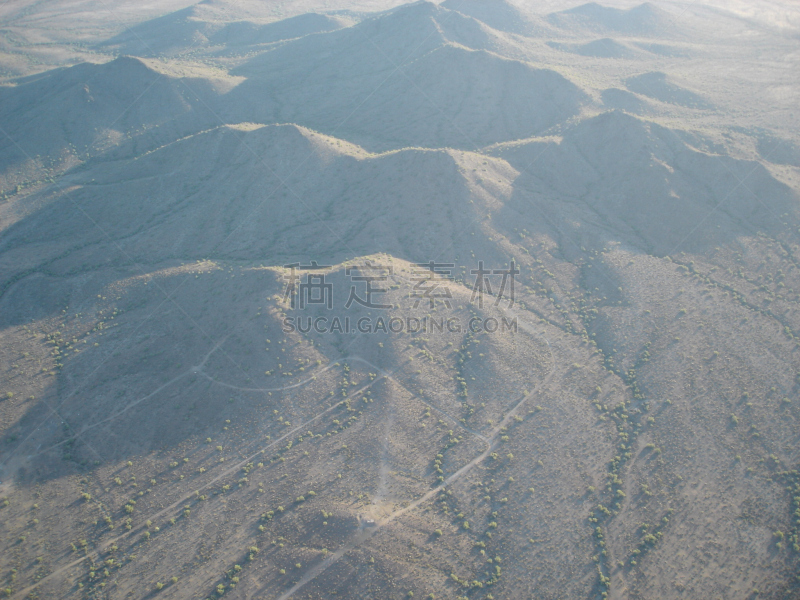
(1, 3, 799, 600)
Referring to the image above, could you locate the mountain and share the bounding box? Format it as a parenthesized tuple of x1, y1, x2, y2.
(96, 5, 220, 57)
(227, 3, 587, 150)
(98, 7, 350, 57)
(319, 44, 585, 150)
(0, 56, 228, 186)
(547, 2, 678, 37)
(230, 43, 586, 150)
(1, 2, 800, 600)
(0, 123, 493, 286)
(626, 71, 713, 109)
(549, 38, 643, 59)
(235, 2, 466, 78)
(755, 131, 800, 166)
(2, 108, 799, 600)
(490, 110, 796, 254)
(633, 41, 693, 57)
(600, 87, 650, 114)
(209, 14, 350, 48)
(440, 0, 548, 36)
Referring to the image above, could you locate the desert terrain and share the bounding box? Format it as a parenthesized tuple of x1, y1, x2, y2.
(0, 1, 799, 599)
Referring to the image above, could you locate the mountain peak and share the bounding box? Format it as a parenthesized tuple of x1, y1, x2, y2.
(210, 13, 348, 47)
(441, 0, 538, 35)
(626, 71, 712, 108)
(632, 2, 659, 14)
(99, 55, 185, 83)
(564, 2, 603, 15)
(389, 0, 440, 18)
(107, 55, 151, 69)
(91, 56, 164, 86)
(550, 37, 640, 59)
(548, 2, 674, 36)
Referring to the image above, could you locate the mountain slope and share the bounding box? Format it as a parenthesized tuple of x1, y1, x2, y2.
(97, 7, 350, 57)
(440, 0, 549, 36)
(96, 5, 220, 57)
(229, 38, 586, 151)
(0, 123, 503, 287)
(491, 110, 796, 254)
(0, 56, 229, 185)
(547, 2, 680, 37)
(549, 37, 643, 59)
(209, 13, 350, 48)
(1, 114, 799, 599)
(600, 87, 651, 113)
(626, 71, 713, 108)
(1, 2, 800, 600)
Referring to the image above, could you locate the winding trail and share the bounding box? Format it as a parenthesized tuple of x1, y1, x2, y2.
(12, 310, 554, 600)
(203, 354, 489, 445)
(274, 314, 555, 600)
(22, 336, 230, 462)
(9, 349, 389, 600)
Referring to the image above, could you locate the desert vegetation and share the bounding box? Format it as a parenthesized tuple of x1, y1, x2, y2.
(0, 0, 798, 599)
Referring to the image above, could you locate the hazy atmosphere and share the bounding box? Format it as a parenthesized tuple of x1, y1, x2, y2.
(0, 0, 798, 598)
